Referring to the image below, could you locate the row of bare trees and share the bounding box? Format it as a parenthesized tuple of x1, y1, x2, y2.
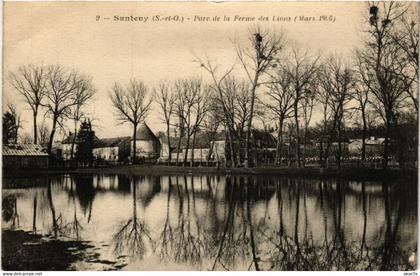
(9, 2, 417, 169)
(9, 64, 96, 155)
(194, 2, 418, 169)
(139, 2, 418, 169)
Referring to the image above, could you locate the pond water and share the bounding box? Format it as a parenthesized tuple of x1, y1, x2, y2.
(2, 174, 417, 271)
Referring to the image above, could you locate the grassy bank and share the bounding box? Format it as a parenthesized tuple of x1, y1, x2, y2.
(3, 164, 417, 181)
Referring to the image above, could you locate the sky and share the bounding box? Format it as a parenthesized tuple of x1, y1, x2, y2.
(3, 1, 369, 141)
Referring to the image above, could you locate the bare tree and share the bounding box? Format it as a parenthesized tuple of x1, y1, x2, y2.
(197, 59, 241, 167)
(174, 79, 211, 166)
(316, 82, 334, 165)
(154, 82, 176, 162)
(264, 67, 294, 165)
(319, 56, 355, 168)
(285, 49, 320, 168)
(360, 2, 412, 168)
(354, 53, 373, 165)
(300, 88, 316, 167)
(110, 79, 152, 164)
(9, 64, 47, 144)
(202, 100, 223, 165)
(69, 77, 96, 159)
(229, 78, 254, 165)
(235, 27, 284, 167)
(391, 7, 419, 112)
(44, 65, 94, 154)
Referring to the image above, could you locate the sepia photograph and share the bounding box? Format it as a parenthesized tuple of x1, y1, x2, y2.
(1, 1, 419, 272)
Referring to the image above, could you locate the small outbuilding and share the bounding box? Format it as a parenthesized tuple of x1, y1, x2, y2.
(3, 144, 49, 169)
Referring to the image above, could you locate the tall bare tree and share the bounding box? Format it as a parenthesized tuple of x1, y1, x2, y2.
(202, 99, 223, 165)
(69, 77, 96, 159)
(154, 82, 176, 162)
(10, 65, 47, 144)
(285, 49, 320, 168)
(360, 2, 412, 168)
(196, 59, 237, 166)
(354, 52, 373, 165)
(319, 56, 354, 168)
(391, 8, 419, 112)
(235, 27, 284, 167)
(300, 87, 317, 167)
(264, 67, 295, 165)
(44, 65, 93, 154)
(110, 79, 152, 164)
(174, 79, 211, 166)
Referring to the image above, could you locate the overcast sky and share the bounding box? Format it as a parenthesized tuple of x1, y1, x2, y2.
(4, 2, 370, 140)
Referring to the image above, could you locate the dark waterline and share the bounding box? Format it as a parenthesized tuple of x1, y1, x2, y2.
(2, 174, 417, 271)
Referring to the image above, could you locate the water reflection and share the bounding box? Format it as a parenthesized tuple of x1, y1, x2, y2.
(2, 174, 417, 271)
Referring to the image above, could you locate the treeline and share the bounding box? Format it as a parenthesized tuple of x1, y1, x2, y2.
(151, 2, 418, 169)
(7, 2, 418, 169)
(7, 65, 95, 158)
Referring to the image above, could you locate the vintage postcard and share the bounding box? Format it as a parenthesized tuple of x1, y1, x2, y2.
(2, 1, 418, 272)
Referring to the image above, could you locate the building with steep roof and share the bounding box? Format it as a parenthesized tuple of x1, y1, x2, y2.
(131, 123, 160, 161)
(3, 143, 49, 169)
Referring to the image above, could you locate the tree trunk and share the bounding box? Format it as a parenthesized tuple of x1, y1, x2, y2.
(383, 115, 391, 169)
(294, 100, 301, 168)
(244, 81, 258, 168)
(275, 117, 284, 166)
(302, 128, 308, 168)
(361, 108, 367, 166)
(33, 109, 38, 144)
(132, 124, 138, 164)
(175, 136, 182, 166)
(190, 132, 197, 167)
(337, 122, 342, 169)
(183, 134, 191, 166)
(47, 117, 57, 155)
(236, 130, 242, 166)
(70, 121, 78, 160)
(166, 123, 172, 162)
(227, 127, 236, 167)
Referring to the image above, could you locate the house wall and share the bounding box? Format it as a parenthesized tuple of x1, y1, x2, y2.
(3, 156, 49, 169)
(93, 147, 119, 161)
(170, 148, 211, 162)
(213, 141, 226, 160)
(159, 140, 171, 160)
(61, 144, 73, 160)
(132, 140, 160, 159)
(349, 140, 384, 157)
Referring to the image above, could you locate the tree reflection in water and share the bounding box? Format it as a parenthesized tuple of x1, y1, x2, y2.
(253, 179, 416, 271)
(156, 177, 174, 261)
(2, 174, 416, 270)
(212, 176, 250, 270)
(170, 176, 205, 265)
(61, 177, 84, 240)
(112, 177, 153, 260)
(47, 181, 63, 238)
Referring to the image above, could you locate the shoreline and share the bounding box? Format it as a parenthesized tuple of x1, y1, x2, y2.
(2, 165, 417, 181)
